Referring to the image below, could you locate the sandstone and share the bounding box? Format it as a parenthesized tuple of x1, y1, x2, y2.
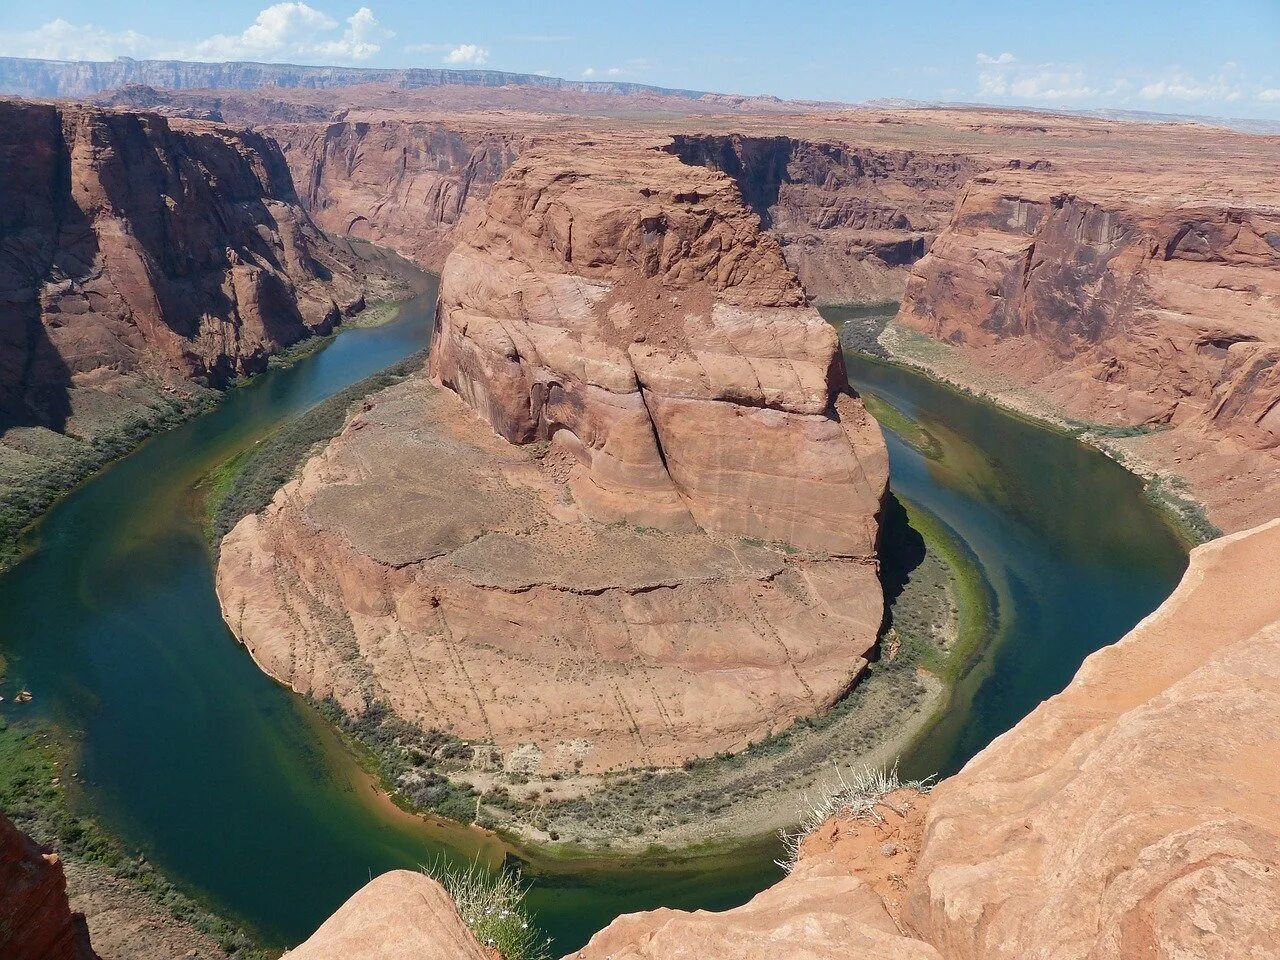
(217, 138, 888, 780)
(284, 871, 489, 960)
(0, 813, 98, 960)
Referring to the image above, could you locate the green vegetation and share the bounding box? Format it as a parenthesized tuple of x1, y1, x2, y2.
(426, 861, 551, 960)
(1, 391, 216, 573)
(205, 352, 427, 542)
(859, 393, 943, 460)
(0, 717, 272, 958)
(1145, 473, 1222, 545)
(312, 697, 481, 824)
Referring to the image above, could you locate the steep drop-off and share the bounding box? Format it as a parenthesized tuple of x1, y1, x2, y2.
(287, 518, 1280, 960)
(0, 99, 383, 431)
(667, 134, 991, 303)
(216, 139, 888, 790)
(897, 168, 1280, 532)
(0, 813, 97, 960)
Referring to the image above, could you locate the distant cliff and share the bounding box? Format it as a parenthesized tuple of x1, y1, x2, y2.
(0, 56, 706, 100)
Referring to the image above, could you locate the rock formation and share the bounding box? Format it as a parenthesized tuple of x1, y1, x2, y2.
(667, 134, 990, 303)
(217, 139, 889, 781)
(0, 98, 382, 432)
(267, 120, 526, 269)
(898, 168, 1280, 532)
(285, 871, 490, 960)
(563, 517, 1280, 958)
(0, 813, 98, 960)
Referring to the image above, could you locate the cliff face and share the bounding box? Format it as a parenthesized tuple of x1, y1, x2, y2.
(217, 139, 888, 783)
(898, 170, 1280, 530)
(0, 99, 372, 432)
(0, 814, 98, 960)
(667, 134, 991, 303)
(266, 120, 525, 270)
(563, 518, 1280, 959)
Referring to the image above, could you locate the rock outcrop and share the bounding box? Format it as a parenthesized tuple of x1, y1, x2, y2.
(0, 98, 379, 431)
(564, 518, 1280, 959)
(898, 169, 1280, 531)
(0, 813, 98, 960)
(267, 120, 525, 269)
(285, 871, 490, 960)
(667, 134, 990, 303)
(217, 139, 888, 782)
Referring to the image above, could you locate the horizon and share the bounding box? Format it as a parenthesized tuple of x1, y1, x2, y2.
(1, 0, 1278, 122)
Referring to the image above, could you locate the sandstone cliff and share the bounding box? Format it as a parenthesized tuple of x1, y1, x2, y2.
(267, 119, 526, 270)
(897, 169, 1280, 532)
(667, 134, 990, 304)
(0, 813, 98, 960)
(0, 98, 382, 432)
(217, 139, 888, 785)
(285, 518, 1280, 959)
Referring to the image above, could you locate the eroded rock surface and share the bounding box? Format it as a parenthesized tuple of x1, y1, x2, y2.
(0, 98, 383, 433)
(218, 139, 888, 778)
(899, 169, 1280, 531)
(0, 813, 98, 960)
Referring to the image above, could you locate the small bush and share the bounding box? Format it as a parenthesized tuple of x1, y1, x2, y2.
(426, 861, 551, 960)
(777, 762, 934, 872)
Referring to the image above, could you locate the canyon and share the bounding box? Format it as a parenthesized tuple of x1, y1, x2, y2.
(0, 57, 1279, 960)
(215, 137, 890, 786)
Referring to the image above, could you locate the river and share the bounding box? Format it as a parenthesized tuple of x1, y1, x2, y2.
(0, 293, 1188, 953)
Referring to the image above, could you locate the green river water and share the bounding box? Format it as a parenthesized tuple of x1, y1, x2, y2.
(0, 292, 1188, 952)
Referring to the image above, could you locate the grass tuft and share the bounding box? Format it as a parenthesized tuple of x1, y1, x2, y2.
(777, 762, 934, 872)
(424, 860, 551, 960)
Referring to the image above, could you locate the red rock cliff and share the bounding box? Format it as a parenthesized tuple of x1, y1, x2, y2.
(0, 814, 98, 960)
(0, 99, 372, 430)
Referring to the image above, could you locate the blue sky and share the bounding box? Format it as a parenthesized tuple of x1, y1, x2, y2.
(3, 1, 1279, 119)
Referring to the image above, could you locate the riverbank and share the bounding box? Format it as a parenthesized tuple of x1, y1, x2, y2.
(877, 320, 1220, 544)
(203, 353, 992, 855)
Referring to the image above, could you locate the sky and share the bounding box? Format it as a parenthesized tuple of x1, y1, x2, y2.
(2, 0, 1279, 120)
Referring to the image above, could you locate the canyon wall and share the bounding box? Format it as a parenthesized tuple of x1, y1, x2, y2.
(265, 120, 526, 269)
(666, 134, 992, 303)
(217, 139, 888, 785)
(0, 814, 98, 960)
(0, 99, 379, 432)
(288, 517, 1280, 960)
(897, 169, 1280, 531)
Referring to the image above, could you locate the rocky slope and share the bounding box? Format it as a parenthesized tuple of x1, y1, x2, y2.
(0, 813, 97, 960)
(217, 139, 888, 788)
(667, 134, 992, 303)
(288, 518, 1280, 959)
(897, 167, 1280, 532)
(266, 120, 526, 269)
(0, 98, 387, 431)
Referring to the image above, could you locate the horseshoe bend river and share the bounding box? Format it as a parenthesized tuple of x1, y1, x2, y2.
(0, 289, 1189, 953)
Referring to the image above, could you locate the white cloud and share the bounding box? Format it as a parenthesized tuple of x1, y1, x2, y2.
(606, 67, 624, 76)
(1138, 68, 1243, 102)
(976, 51, 1015, 66)
(0, 6, 392, 64)
(581, 66, 595, 77)
(443, 43, 488, 65)
(1010, 69, 1098, 100)
(1260, 89, 1280, 102)
(534, 69, 553, 77)
(0, 18, 163, 60)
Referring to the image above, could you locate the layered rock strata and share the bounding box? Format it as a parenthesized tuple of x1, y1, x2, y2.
(898, 169, 1280, 531)
(0, 813, 98, 960)
(0, 99, 378, 432)
(217, 139, 889, 777)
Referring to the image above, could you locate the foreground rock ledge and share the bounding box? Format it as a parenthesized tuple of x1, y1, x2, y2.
(217, 138, 889, 778)
(284, 517, 1280, 959)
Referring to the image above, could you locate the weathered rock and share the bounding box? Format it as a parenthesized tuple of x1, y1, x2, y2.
(898, 169, 1280, 531)
(570, 519, 1280, 960)
(217, 138, 888, 781)
(284, 871, 489, 960)
(0, 813, 98, 960)
(0, 98, 377, 432)
(268, 120, 526, 270)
